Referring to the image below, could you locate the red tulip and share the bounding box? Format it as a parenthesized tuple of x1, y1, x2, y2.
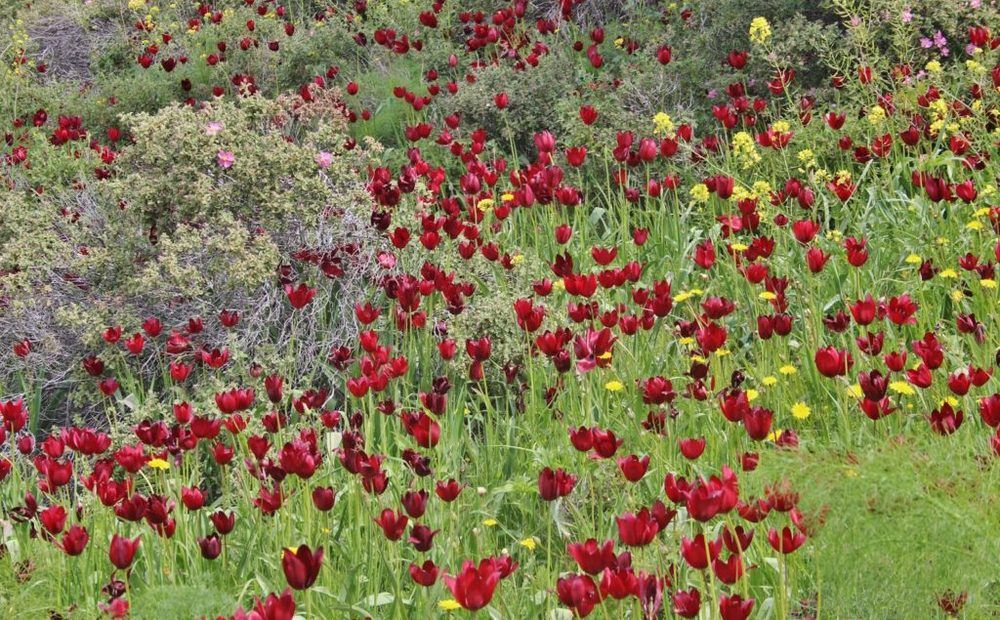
(443, 559, 503, 611)
(282, 544, 323, 589)
(311, 486, 336, 511)
(767, 526, 806, 554)
(108, 534, 140, 570)
(616, 508, 659, 546)
(374, 509, 408, 540)
(538, 467, 576, 500)
(719, 594, 755, 620)
(409, 560, 439, 586)
(814, 346, 852, 377)
(557, 573, 600, 617)
(60, 524, 89, 556)
(678, 437, 706, 460)
(284, 283, 316, 309)
(199, 534, 222, 560)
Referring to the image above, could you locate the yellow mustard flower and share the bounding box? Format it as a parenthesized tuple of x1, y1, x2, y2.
(748, 17, 771, 44)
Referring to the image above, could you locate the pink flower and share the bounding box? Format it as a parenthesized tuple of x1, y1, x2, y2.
(217, 150, 235, 169)
(376, 251, 397, 269)
(204, 121, 224, 136)
(315, 151, 333, 169)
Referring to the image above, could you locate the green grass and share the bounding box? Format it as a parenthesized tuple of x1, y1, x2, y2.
(758, 437, 1000, 617)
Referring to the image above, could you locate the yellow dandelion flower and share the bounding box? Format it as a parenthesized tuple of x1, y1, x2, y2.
(439, 599, 463, 611)
(761, 376, 778, 386)
(483, 518, 498, 527)
(767, 429, 784, 442)
(147, 458, 170, 470)
(847, 384, 863, 399)
(519, 537, 537, 551)
(779, 365, 797, 375)
(715, 349, 731, 357)
(951, 289, 966, 302)
(747, 389, 760, 402)
(759, 292, 777, 301)
(604, 380, 624, 392)
(791, 402, 811, 420)
(889, 381, 915, 396)
(904, 253, 922, 264)
(938, 269, 958, 279)
(980, 279, 997, 289)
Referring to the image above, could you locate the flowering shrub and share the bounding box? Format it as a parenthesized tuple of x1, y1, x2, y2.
(1, 0, 1000, 619)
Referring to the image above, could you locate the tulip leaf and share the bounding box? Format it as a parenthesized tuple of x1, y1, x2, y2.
(360, 592, 401, 607)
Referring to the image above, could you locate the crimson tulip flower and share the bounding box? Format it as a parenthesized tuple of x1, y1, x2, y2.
(282, 544, 323, 590)
(60, 524, 89, 556)
(108, 534, 140, 570)
(719, 594, 755, 620)
(443, 560, 502, 611)
(284, 283, 316, 309)
(557, 573, 600, 617)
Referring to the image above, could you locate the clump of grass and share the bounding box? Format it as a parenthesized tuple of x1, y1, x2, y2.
(757, 436, 1000, 617)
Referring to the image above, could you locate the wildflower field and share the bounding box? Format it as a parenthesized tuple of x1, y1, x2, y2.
(1, 0, 1000, 618)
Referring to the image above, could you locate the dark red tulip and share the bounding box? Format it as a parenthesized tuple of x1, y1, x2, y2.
(281, 544, 323, 590)
(443, 559, 503, 611)
(108, 534, 140, 570)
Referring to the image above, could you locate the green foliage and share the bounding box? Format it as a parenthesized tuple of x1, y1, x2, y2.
(758, 439, 1000, 616)
(109, 97, 337, 233)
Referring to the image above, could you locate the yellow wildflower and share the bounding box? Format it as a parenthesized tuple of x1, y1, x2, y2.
(889, 381, 915, 396)
(791, 402, 811, 420)
(653, 112, 674, 135)
(748, 17, 771, 44)
(690, 183, 710, 203)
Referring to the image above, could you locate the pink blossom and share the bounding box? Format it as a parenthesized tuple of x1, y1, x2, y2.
(315, 151, 334, 169)
(376, 251, 397, 269)
(217, 150, 235, 169)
